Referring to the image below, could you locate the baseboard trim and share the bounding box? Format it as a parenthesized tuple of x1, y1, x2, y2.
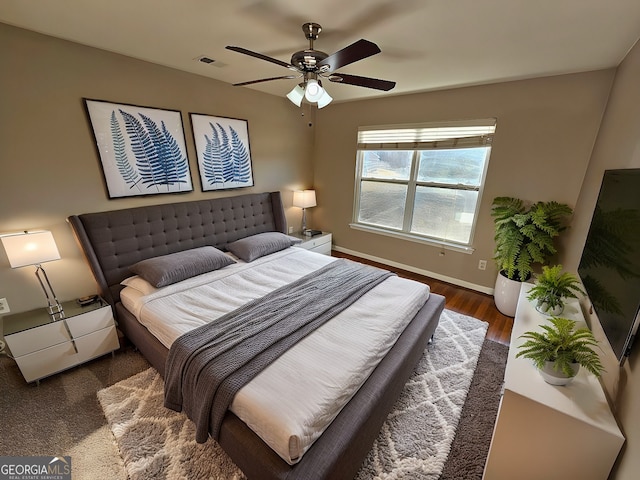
(332, 245, 494, 296)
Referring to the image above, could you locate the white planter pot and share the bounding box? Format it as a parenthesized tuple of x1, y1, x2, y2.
(493, 271, 522, 317)
(535, 301, 564, 316)
(539, 361, 580, 386)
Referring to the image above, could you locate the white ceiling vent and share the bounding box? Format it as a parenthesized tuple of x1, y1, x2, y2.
(194, 55, 226, 68)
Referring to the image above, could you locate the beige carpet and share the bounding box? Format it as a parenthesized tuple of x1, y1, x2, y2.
(98, 310, 489, 480)
(0, 347, 150, 480)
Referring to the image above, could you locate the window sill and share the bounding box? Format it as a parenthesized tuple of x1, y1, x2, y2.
(349, 223, 475, 254)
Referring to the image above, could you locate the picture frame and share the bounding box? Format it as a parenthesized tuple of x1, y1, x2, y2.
(190, 113, 254, 191)
(84, 99, 193, 198)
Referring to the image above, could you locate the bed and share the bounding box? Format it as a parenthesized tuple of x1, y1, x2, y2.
(68, 191, 445, 480)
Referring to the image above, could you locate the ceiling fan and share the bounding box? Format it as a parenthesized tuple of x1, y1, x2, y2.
(226, 22, 396, 108)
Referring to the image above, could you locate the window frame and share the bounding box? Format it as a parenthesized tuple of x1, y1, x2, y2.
(351, 120, 496, 253)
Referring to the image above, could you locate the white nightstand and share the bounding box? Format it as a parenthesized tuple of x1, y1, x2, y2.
(291, 232, 332, 255)
(3, 298, 119, 384)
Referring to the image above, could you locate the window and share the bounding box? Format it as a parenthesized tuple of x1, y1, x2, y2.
(352, 120, 496, 251)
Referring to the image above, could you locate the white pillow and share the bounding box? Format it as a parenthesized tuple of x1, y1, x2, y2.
(121, 275, 158, 296)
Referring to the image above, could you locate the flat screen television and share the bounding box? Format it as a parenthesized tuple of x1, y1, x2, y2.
(578, 168, 640, 365)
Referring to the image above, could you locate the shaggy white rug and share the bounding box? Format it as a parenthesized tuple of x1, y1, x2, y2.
(97, 309, 488, 480)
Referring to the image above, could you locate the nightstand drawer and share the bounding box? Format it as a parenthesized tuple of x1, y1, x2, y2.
(303, 236, 330, 249)
(65, 305, 113, 337)
(309, 241, 331, 255)
(5, 320, 72, 356)
(16, 325, 119, 383)
(293, 232, 332, 255)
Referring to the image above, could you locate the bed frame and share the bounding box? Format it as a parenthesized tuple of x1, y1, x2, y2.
(68, 191, 445, 480)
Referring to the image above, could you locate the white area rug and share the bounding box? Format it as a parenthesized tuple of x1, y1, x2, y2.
(97, 309, 488, 480)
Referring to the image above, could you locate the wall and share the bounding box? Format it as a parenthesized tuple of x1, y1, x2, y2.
(312, 71, 614, 292)
(0, 23, 313, 313)
(563, 38, 640, 480)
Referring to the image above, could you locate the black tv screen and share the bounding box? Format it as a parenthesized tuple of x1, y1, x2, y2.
(578, 168, 640, 363)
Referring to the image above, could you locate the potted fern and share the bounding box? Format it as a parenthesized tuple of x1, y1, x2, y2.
(527, 265, 585, 315)
(491, 197, 573, 316)
(516, 316, 604, 385)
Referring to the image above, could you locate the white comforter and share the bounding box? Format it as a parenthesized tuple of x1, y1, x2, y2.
(120, 247, 430, 464)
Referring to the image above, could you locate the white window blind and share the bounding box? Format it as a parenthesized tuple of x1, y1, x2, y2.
(357, 121, 495, 150)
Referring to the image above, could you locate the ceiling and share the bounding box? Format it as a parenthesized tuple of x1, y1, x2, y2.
(2, 0, 640, 103)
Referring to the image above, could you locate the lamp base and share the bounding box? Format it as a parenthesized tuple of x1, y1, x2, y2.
(301, 208, 308, 234)
(47, 302, 65, 321)
(34, 264, 65, 320)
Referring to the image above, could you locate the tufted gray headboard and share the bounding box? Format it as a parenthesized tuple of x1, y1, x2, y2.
(68, 191, 287, 307)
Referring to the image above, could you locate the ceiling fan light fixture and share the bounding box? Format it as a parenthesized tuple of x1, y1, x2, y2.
(317, 89, 333, 109)
(286, 84, 305, 106)
(227, 22, 395, 107)
(304, 79, 324, 102)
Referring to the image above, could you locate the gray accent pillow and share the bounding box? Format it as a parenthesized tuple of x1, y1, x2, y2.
(227, 232, 301, 262)
(129, 246, 235, 287)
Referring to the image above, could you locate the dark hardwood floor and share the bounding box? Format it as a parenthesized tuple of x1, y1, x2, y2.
(332, 250, 514, 346)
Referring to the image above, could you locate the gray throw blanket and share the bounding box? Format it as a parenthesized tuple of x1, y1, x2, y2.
(164, 258, 394, 443)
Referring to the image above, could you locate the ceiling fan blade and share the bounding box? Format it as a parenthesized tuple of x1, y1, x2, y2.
(317, 39, 381, 73)
(226, 46, 295, 70)
(328, 73, 396, 91)
(232, 75, 299, 87)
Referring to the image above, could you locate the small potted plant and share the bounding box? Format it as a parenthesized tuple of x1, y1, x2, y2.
(516, 316, 604, 385)
(526, 264, 585, 315)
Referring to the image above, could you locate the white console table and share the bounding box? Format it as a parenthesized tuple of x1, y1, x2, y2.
(483, 283, 624, 480)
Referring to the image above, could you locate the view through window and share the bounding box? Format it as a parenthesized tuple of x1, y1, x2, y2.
(353, 120, 496, 249)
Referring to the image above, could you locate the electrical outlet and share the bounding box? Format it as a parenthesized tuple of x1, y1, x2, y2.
(288, 226, 294, 234)
(478, 260, 487, 271)
(0, 298, 10, 314)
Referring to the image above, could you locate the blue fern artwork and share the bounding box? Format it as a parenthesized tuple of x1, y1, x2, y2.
(191, 114, 254, 191)
(85, 100, 193, 198)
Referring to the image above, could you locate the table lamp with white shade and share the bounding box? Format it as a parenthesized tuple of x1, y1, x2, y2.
(1, 230, 65, 320)
(292, 190, 317, 234)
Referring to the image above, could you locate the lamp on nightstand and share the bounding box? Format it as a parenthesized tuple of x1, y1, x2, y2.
(293, 189, 317, 234)
(1, 230, 65, 320)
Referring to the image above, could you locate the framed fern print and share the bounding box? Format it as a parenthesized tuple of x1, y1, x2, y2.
(84, 99, 193, 198)
(190, 113, 254, 191)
